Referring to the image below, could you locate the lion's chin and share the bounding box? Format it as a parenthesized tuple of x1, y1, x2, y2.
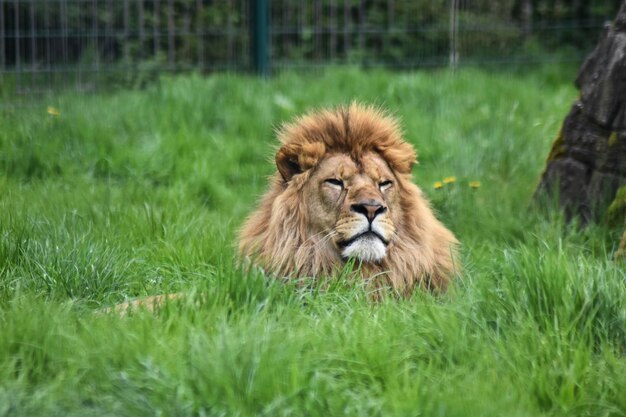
(340, 234, 387, 263)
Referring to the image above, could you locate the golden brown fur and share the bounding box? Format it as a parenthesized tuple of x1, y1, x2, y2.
(105, 104, 458, 315)
(239, 103, 459, 295)
(98, 293, 182, 316)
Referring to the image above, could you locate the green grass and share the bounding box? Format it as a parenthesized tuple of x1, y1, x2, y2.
(1, 66, 625, 416)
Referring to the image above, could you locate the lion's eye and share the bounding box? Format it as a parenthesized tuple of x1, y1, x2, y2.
(324, 178, 344, 188)
(379, 180, 393, 191)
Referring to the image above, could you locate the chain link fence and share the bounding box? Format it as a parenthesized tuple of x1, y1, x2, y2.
(0, 0, 622, 96)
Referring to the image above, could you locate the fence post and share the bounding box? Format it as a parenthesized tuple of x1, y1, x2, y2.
(449, 0, 458, 70)
(251, 0, 270, 77)
(0, 0, 5, 70)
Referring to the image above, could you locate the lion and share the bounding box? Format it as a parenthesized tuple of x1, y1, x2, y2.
(238, 103, 459, 295)
(104, 103, 458, 314)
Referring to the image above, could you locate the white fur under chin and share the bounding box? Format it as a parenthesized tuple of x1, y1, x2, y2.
(341, 235, 387, 262)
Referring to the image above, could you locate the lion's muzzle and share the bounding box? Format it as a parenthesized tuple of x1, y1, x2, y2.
(337, 198, 393, 263)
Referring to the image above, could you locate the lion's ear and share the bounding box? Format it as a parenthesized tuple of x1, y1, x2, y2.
(276, 142, 326, 182)
(382, 143, 417, 174)
(275, 144, 302, 182)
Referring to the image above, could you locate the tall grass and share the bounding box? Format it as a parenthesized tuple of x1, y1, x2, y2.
(0, 66, 624, 416)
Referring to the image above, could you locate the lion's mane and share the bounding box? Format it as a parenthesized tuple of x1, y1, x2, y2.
(238, 103, 458, 294)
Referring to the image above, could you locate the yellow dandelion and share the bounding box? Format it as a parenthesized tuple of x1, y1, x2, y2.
(433, 181, 443, 189)
(47, 106, 61, 117)
(468, 181, 481, 188)
(443, 176, 456, 184)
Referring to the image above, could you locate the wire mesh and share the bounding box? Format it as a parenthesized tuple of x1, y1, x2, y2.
(0, 0, 251, 95)
(0, 0, 622, 96)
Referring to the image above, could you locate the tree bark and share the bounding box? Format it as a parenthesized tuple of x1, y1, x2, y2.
(536, 1, 626, 224)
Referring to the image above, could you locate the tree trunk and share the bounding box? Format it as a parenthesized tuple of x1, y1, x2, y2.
(536, 1, 626, 225)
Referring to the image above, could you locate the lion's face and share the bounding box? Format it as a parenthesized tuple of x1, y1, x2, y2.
(239, 104, 458, 293)
(304, 152, 400, 263)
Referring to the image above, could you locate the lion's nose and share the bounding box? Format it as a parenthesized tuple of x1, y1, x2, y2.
(351, 200, 387, 222)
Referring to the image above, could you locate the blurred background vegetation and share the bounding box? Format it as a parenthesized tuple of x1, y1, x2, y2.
(0, 0, 623, 96)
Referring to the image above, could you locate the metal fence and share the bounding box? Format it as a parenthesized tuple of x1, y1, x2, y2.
(0, 0, 622, 95)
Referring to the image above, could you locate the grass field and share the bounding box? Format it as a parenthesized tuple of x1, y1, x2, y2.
(1, 66, 625, 416)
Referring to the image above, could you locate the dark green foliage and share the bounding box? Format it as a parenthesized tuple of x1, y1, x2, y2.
(1, 0, 622, 82)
